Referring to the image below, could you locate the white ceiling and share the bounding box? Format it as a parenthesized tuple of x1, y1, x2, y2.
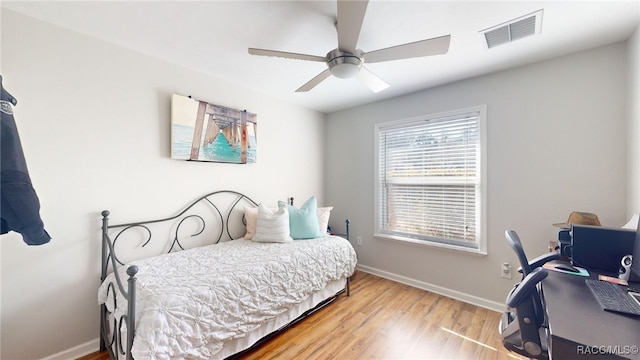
(2, 1, 639, 114)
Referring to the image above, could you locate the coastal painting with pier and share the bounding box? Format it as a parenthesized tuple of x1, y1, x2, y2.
(171, 94, 257, 163)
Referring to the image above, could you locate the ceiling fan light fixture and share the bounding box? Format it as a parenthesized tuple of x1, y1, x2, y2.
(330, 62, 361, 79)
(249, 0, 452, 92)
(327, 49, 363, 79)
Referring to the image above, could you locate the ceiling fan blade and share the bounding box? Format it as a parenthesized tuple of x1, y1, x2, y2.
(337, 0, 369, 53)
(248, 48, 326, 62)
(364, 35, 451, 63)
(296, 69, 332, 92)
(356, 67, 389, 93)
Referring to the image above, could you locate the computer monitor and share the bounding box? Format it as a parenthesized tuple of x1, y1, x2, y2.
(628, 219, 640, 292)
(571, 225, 635, 274)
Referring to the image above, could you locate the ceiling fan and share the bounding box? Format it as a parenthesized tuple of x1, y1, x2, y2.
(248, 0, 451, 93)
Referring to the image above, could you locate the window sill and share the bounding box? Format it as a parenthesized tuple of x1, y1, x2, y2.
(373, 233, 487, 256)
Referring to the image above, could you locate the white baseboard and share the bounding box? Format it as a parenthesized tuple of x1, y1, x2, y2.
(356, 264, 505, 312)
(38, 338, 100, 360)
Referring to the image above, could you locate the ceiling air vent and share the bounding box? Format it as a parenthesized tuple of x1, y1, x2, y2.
(481, 9, 543, 49)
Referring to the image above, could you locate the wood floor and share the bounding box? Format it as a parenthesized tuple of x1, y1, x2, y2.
(80, 271, 524, 360)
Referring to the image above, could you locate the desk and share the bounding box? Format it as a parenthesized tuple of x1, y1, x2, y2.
(543, 269, 640, 359)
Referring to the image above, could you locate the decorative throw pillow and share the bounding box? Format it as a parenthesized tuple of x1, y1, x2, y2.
(317, 206, 333, 234)
(279, 196, 323, 240)
(251, 204, 293, 243)
(243, 206, 259, 240)
(244, 205, 280, 240)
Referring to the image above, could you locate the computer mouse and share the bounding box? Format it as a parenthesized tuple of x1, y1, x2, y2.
(555, 263, 580, 273)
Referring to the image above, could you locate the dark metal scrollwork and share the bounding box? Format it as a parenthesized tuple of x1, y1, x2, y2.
(168, 214, 207, 252)
(100, 283, 117, 358)
(118, 315, 128, 356)
(112, 225, 152, 266)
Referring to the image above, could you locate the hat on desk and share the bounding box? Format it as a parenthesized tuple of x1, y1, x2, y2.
(553, 211, 601, 229)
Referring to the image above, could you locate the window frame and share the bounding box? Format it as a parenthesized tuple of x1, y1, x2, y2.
(373, 105, 487, 255)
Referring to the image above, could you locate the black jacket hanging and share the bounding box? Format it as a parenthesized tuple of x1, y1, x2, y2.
(0, 76, 51, 245)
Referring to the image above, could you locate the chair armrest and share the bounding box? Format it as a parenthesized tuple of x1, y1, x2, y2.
(529, 252, 561, 269)
(507, 268, 548, 308)
(517, 252, 561, 273)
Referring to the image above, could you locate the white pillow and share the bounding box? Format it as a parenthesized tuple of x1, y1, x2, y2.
(244, 206, 259, 240)
(244, 205, 278, 240)
(252, 204, 293, 243)
(317, 206, 333, 234)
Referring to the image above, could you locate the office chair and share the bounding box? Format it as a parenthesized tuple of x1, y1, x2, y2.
(500, 268, 549, 359)
(505, 230, 560, 278)
(500, 230, 560, 359)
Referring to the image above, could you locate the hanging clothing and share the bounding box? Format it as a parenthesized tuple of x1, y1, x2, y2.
(1, 83, 51, 245)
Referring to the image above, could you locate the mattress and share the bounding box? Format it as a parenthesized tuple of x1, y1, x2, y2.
(99, 235, 357, 359)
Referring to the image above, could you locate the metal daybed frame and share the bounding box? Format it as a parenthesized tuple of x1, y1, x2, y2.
(99, 190, 351, 360)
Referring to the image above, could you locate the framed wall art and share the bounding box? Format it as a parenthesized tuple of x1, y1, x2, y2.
(171, 94, 257, 163)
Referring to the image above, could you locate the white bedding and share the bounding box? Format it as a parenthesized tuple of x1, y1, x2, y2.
(98, 235, 357, 360)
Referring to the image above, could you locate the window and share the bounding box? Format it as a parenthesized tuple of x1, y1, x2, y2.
(374, 106, 486, 253)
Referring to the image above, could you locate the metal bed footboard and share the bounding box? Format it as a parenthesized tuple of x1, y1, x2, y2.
(99, 190, 351, 360)
(100, 211, 138, 360)
(99, 190, 258, 359)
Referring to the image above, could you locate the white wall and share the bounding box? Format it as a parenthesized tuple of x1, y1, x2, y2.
(0, 10, 326, 359)
(627, 26, 640, 217)
(325, 42, 629, 307)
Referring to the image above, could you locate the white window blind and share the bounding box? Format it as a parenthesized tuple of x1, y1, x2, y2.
(375, 107, 485, 251)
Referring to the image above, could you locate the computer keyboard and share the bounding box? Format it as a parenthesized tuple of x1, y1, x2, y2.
(585, 279, 640, 316)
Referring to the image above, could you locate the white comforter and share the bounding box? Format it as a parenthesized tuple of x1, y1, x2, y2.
(98, 235, 357, 359)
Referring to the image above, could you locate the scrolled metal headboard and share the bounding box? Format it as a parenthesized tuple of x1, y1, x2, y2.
(99, 190, 258, 360)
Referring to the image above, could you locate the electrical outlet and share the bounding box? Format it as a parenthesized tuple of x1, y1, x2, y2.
(501, 262, 512, 279)
(356, 236, 363, 246)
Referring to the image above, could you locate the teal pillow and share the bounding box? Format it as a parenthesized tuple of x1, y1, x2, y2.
(278, 196, 323, 240)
